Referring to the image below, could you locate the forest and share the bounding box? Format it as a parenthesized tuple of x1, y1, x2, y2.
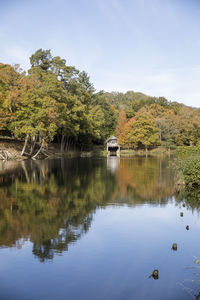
(1, 48, 200, 155)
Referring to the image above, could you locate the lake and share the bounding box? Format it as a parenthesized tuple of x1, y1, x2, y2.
(0, 156, 200, 300)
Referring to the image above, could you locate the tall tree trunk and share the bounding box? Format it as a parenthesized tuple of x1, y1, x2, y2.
(32, 139, 44, 159)
(68, 137, 72, 151)
(64, 136, 68, 150)
(21, 135, 29, 156)
(65, 137, 69, 151)
(60, 135, 66, 152)
(30, 136, 37, 155)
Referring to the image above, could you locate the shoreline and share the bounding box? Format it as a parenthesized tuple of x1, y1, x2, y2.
(0, 138, 172, 161)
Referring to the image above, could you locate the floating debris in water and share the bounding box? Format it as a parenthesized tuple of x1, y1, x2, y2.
(180, 212, 183, 217)
(149, 269, 159, 280)
(186, 225, 189, 230)
(172, 243, 177, 251)
(182, 203, 186, 207)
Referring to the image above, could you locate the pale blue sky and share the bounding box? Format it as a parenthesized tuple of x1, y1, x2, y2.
(1, 0, 200, 107)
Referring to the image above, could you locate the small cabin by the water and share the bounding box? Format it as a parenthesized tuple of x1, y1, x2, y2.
(106, 136, 120, 157)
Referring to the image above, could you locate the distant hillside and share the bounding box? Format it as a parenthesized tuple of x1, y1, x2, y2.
(99, 90, 193, 118)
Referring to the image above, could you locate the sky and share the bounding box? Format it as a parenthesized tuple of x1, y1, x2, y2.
(1, 0, 200, 107)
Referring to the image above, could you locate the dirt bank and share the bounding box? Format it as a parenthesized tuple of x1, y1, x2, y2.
(0, 138, 80, 160)
(0, 139, 24, 160)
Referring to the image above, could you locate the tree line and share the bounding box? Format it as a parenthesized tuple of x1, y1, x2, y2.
(114, 93, 200, 150)
(0, 49, 116, 155)
(1, 48, 200, 154)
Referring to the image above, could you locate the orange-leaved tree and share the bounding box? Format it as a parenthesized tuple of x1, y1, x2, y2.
(118, 117, 135, 148)
(115, 107, 127, 139)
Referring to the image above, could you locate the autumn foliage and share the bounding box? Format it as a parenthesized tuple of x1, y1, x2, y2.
(1, 49, 200, 152)
(115, 108, 127, 138)
(0, 49, 116, 154)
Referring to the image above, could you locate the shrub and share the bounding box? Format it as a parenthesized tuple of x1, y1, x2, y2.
(178, 156, 200, 187)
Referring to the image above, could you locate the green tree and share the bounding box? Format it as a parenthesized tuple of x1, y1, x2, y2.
(92, 92, 117, 141)
(128, 112, 160, 150)
(14, 68, 61, 155)
(0, 63, 24, 132)
(30, 49, 52, 71)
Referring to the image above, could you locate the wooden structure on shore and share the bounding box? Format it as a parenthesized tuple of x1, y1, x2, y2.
(106, 136, 120, 157)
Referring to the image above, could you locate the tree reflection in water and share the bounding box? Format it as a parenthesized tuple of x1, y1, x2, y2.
(114, 156, 175, 204)
(0, 158, 115, 262)
(0, 156, 191, 262)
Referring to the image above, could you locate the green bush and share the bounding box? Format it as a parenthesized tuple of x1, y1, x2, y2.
(175, 146, 200, 159)
(178, 156, 200, 187)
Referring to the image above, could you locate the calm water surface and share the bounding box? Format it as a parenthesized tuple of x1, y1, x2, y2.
(0, 156, 200, 300)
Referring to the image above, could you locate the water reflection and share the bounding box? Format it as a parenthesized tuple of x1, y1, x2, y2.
(107, 157, 120, 173)
(0, 158, 115, 261)
(114, 156, 175, 204)
(176, 187, 200, 211)
(0, 156, 178, 262)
